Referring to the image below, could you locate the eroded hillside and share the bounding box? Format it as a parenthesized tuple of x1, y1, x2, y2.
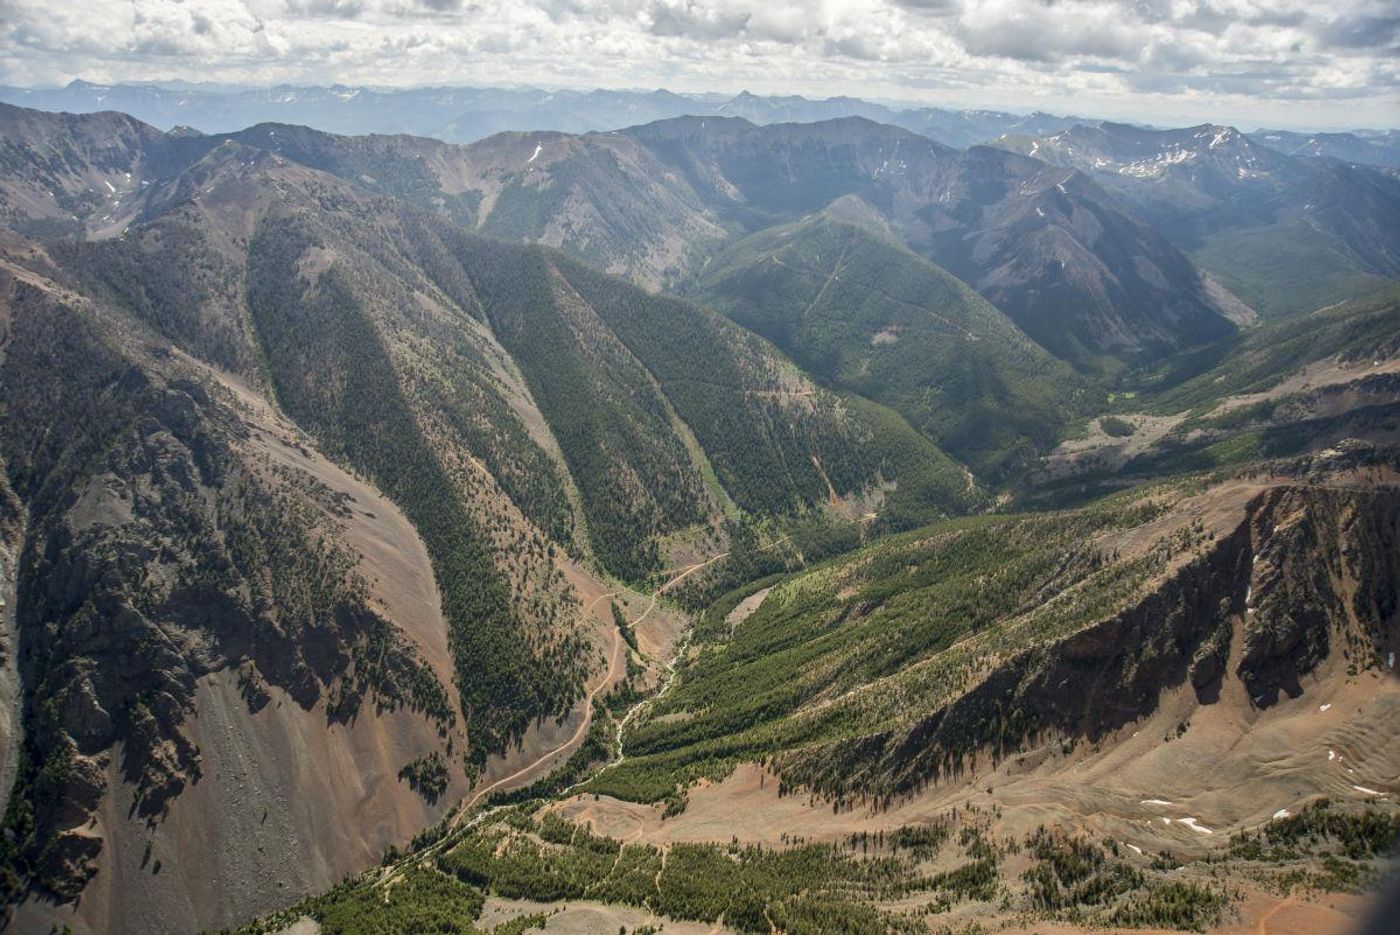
(0, 108, 986, 934)
(233, 454, 1400, 935)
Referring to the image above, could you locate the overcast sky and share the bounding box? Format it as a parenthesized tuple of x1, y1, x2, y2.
(2, 0, 1397, 129)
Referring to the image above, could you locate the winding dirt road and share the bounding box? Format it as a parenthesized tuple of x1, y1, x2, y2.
(373, 533, 805, 892)
(451, 549, 730, 822)
(456, 589, 623, 815)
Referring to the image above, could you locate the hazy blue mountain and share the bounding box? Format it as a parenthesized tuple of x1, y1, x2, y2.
(1250, 128, 1400, 168)
(0, 80, 1094, 150)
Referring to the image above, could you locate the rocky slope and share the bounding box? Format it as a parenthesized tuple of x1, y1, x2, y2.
(0, 109, 989, 934)
(0, 240, 465, 933)
(1033, 286, 1400, 500)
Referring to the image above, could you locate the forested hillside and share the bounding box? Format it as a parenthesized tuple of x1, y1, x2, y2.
(0, 108, 989, 932)
(0, 243, 458, 920)
(696, 210, 1086, 480)
(599, 462, 1400, 805)
(231, 453, 1400, 935)
(66, 108, 1250, 372)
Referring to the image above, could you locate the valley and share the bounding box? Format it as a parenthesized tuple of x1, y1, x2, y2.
(0, 87, 1396, 935)
(243, 458, 1400, 935)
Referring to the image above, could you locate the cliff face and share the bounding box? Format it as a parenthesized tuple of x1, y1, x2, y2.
(1238, 484, 1399, 701)
(790, 478, 1399, 802)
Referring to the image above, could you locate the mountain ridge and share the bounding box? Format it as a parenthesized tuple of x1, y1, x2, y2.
(993, 120, 1400, 316)
(0, 97, 1396, 935)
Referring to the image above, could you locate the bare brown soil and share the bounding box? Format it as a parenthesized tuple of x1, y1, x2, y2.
(21, 671, 461, 935)
(991, 888, 1369, 935)
(202, 358, 460, 701)
(724, 586, 772, 635)
(547, 598, 1399, 934)
(556, 652, 1397, 856)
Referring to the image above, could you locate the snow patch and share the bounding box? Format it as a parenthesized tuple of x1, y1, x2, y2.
(1126, 843, 1143, 855)
(1141, 799, 1173, 807)
(1273, 808, 1291, 819)
(1119, 148, 1195, 178)
(1319, 704, 1331, 712)
(1178, 817, 1213, 834)
(527, 143, 543, 164)
(1353, 785, 1384, 796)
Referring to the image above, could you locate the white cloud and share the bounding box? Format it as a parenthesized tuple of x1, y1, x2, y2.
(0, 0, 1394, 128)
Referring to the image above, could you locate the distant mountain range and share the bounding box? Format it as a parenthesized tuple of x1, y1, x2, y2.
(3, 81, 1395, 171)
(0, 80, 1088, 150)
(1248, 128, 1400, 168)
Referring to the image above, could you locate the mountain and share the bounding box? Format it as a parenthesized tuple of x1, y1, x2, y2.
(0, 82, 703, 142)
(2, 100, 1398, 935)
(1250, 129, 1400, 168)
(4, 104, 1238, 371)
(995, 122, 1400, 315)
(713, 90, 896, 125)
(600, 460, 1400, 807)
(0, 107, 985, 933)
(227, 451, 1400, 935)
(0, 104, 187, 238)
(0, 105, 729, 291)
(693, 206, 1085, 479)
(701, 93, 1085, 149)
(228, 112, 1237, 370)
(0, 81, 1095, 151)
(887, 107, 1085, 149)
(1033, 286, 1400, 501)
(228, 121, 733, 290)
(0, 227, 478, 931)
(623, 116, 1237, 368)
